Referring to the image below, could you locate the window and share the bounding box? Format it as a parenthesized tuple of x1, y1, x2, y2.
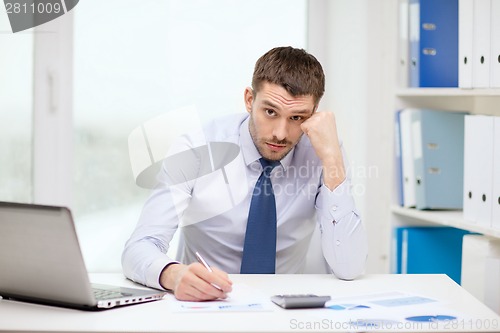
(0, 10, 33, 203)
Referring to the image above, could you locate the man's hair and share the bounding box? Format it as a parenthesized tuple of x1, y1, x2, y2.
(252, 46, 325, 106)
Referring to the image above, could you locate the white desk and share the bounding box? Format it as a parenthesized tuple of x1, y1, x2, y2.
(0, 274, 498, 332)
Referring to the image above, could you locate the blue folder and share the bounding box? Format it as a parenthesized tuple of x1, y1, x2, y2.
(393, 226, 472, 284)
(409, 0, 459, 87)
(411, 109, 466, 210)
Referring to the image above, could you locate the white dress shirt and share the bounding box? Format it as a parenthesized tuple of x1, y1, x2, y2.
(122, 113, 367, 290)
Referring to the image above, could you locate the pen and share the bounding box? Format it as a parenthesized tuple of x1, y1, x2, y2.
(195, 251, 223, 291)
(195, 251, 213, 272)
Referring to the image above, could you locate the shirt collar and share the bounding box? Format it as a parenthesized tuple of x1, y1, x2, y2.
(239, 114, 295, 171)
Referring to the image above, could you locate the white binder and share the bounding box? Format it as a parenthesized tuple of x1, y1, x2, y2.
(493, 117, 500, 230)
(472, 0, 492, 88)
(459, 0, 474, 88)
(490, 0, 500, 88)
(463, 115, 494, 226)
(400, 109, 417, 208)
(398, 0, 409, 88)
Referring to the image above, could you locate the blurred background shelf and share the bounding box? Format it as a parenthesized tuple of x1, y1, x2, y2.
(391, 205, 500, 238)
(396, 88, 500, 97)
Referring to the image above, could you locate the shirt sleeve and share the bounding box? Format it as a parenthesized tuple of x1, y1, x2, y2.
(121, 136, 195, 290)
(315, 148, 368, 280)
(121, 185, 184, 290)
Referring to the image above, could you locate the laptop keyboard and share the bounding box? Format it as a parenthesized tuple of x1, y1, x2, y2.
(93, 288, 132, 300)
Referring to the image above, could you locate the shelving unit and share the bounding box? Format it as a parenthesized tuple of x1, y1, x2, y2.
(393, 88, 500, 228)
(396, 88, 500, 97)
(392, 90, 500, 238)
(391, 89, 500, 294)
(391, 206, 500, 238)
(395, 89, 500, 118)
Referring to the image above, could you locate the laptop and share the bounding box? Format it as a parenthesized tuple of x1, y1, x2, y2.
(0, 201, 167, 310)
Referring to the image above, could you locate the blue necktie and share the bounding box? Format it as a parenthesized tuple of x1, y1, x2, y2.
(240, 158, 280, 274)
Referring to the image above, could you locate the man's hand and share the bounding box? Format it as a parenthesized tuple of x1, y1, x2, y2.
(160, 262, 233, 301)
(301, 111, 346, 190)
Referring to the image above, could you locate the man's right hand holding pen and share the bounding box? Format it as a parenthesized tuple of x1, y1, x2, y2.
(159, 253, 233, 301)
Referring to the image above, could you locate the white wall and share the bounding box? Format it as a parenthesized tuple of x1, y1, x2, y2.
(317, 0, 398, 273)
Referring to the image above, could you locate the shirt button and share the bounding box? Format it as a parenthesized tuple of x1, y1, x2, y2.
(336, 240, 341, 246)
(331, 205, 338, 212)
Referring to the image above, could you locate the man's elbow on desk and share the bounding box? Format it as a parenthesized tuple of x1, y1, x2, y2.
(329, 260, 367, 281)
(324, 230, 369, 281)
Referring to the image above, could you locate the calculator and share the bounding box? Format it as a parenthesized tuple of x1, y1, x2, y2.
(270, 294, 331, 309)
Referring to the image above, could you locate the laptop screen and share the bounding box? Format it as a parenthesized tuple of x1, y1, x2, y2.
(0, 202, 100, 306)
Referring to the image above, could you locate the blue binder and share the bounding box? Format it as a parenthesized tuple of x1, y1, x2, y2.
(411, 109, 467, 210)
(409, 0, 459, 87)
(393, 226, 472, 284)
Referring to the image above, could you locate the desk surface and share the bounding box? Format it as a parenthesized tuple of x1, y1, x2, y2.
(0, 273, 498, 332)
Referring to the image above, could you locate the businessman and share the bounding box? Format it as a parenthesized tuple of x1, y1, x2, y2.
(122, 46, 368, 301)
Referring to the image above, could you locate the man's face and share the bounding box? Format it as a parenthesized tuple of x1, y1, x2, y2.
(244, 82, 316, 161)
